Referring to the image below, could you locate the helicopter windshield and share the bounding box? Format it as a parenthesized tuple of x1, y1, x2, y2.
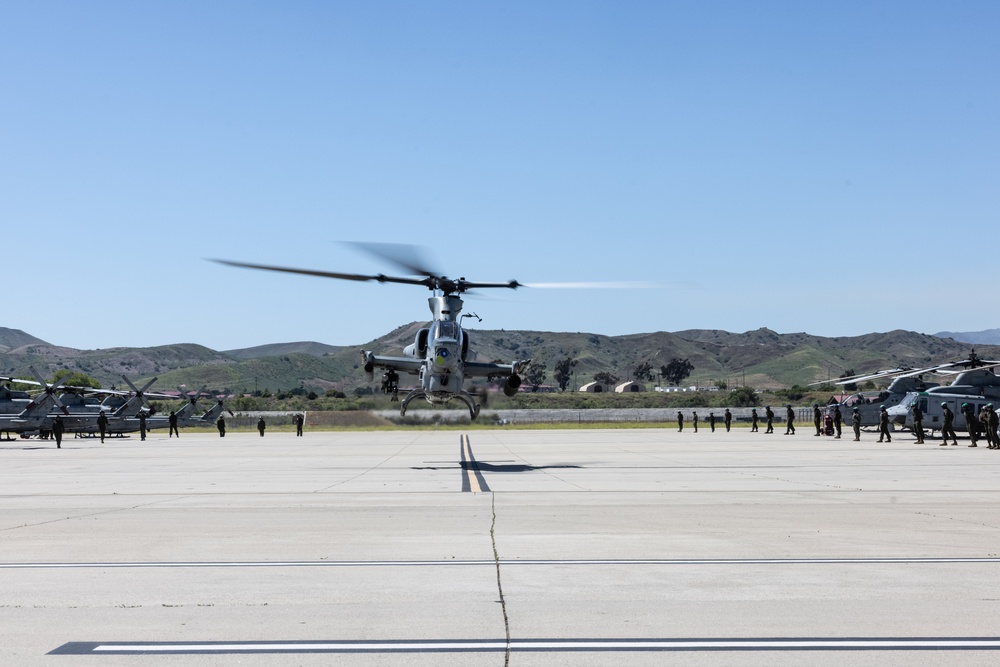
(435, 321, 459, 341)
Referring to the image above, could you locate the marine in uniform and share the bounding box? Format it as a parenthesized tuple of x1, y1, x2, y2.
(765, 406, 774, 433)
(961, 403, 978, 447)
(877, 405, 891, 442)
(813, 404, 822, 436)
(911, 403, 924, 444)
(724, 409, 732, 432)
(750, 408, 759, 432)
(940, 403, 958, 446)
(677, 411, 684, 432)
(852, 407, 861, 441)
(833, 405, 842, 439)
(784, 405, 795, 435)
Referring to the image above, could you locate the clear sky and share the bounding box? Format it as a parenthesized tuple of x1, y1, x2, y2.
(4, 1, 997, 351)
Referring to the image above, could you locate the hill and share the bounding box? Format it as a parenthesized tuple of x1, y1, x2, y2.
(0, 327, 49, 353)
(0, 326, 996, 394)
(935, 329, 1000, 346)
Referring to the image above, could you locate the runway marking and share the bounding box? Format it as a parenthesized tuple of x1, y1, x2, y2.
(459, 434, 489, 492)
(6, 557, 1000, 569)
(50, 637, 1000, 654)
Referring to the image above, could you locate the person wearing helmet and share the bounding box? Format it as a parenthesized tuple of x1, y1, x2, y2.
(833, 404, 843, 439)
(911, 402, 925, 444)
(765, 406, 775, 434)
(813, 403, 822, 436)
(852, 407, 861, 441)
(987, 404, 999, 449)
(877, 405, 891, 443)
(784, 404, 795, 435)
(941, 402, 958, 446)
(961, 403, 978, 447)
(750, 408, 759, 432)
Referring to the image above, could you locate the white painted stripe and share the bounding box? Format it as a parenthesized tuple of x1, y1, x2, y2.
(7, 557, 1000, 569)
(88, 638, 1000, 653)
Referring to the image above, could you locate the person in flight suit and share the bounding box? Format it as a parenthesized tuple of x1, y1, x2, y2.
(677, 411, 684, 432)
(987, 404, 999, 449)
(97, 410, 109, 443)
(877, 405, 891, 442)
(784, 405, 795, 435)
(961, 403, 978, 447)
(52, 415, 65, 449)
(813, 404, 822, 436)
(168, 410, 179, 438)
(750, 408, 759, 432)
(940, 403, 958, 446)
(911, 403, 925, 444)
(833, 405, 843, 439)
(852, 407, 861, 441)
(765, 406, 775, 433)
(724, 408, 732, 432)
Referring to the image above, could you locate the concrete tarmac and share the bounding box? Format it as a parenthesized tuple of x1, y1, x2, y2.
(2, 427, 1000, 666)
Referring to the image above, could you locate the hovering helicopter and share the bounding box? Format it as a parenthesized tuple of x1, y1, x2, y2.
(213, 243, 632, 420)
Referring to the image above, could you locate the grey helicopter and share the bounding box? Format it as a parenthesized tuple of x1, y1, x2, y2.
(213, 243, 637, 420)
(815, 368, 940, 428)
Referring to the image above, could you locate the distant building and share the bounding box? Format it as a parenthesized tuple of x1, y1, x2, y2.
(579, 382, 606, 393)
(614, 381, 645, 393)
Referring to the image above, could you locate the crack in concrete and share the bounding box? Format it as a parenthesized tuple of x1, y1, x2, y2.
(490, 492, 510, 666)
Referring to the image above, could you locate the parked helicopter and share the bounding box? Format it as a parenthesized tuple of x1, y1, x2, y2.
(213, 243, 634, 419)
(819, 369, 940, 428)
(886, 355, 1000, 435)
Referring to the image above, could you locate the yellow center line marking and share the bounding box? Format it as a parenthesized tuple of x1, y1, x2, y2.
(462, 434, 483, 493)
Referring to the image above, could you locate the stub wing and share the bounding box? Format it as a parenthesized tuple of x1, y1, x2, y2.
(361, 351, 424, 376)
(464, 359, 530, 378)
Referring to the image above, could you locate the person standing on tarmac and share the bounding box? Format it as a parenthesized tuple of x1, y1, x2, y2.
(750, 408, 759, 432)
(911, 403, 925, 444)
(708, 412, 716, 433)
(724, 408, 732, 432)
(877, 405, 892, 442)
(784, 405, 795, 435)
(138, 411, 147, 441)
(852, 407, 861, 441)
(52, 415, 65, 449)
(978, 405, 995, 449)
(168, 411, 179, 438)
(813, 404, 822, 436)
(677, 411, 684, 432)
(295, 413, 304, 436)
(940, 403, 959, 446)
(257, 417, 266, 437)
(833, 405, 843, 439)
(961, 403, 978, 447)
(217, 415, 226, 438)
(97, 410, 109, 443)
(987, 404, 999, 449)
(692, 412, 699, 433)
(765, 406, 775, 433)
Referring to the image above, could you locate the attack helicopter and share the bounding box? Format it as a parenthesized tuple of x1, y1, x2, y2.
(214, 245, 528, 419)
(213, 243, 631, 420)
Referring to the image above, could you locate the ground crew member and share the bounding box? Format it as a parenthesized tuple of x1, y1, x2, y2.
(257, 417, 266, 437)
(977, 405, 994, 449)
(940, 403, 958, 446)
(877, 405, 891, 442)
(52, 415, 64, 449)
(693, 412, 699, 433)
(765, 406, 774, 433)
(724, 408, 732, 432)
(97, 410, 109, 443)
(677, 411, 684, 432)
(708, 412, 716, 432)
(833, 405, 843, 439)
(852, 407, 861, 441)
(217, 415, 226, 438)
(988, 404, 999, 449)
(750, 408, 759, 432)
(784, 405, 795, 435)
(168, 410, 179, 438)
(911, 403, 924, 444)
(961, 403, 978, 447)
(813, 404, 822, 436)
(138, 411, 147, 441)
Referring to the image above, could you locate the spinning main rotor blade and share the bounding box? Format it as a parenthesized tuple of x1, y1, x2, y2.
(210, 259, 430, 288)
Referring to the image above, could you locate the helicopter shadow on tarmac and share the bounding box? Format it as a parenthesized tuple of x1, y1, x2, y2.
(413, 460, 583, 473)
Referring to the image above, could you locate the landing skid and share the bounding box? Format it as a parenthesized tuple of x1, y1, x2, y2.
(399, 390, 481, 420)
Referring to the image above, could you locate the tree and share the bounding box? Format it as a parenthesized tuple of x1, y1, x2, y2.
(660, 358, 694, 386)
(633, 362, 654, 382)
(839, 369, 858, 391)
(524, 362, 547, 392)
(593, 371, 619, 387)
(553, 357, 578, 392)
(51, 369, 101, 389)
(726, 385, 759, 407)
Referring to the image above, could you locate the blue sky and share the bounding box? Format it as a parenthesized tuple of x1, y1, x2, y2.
(3, 1, 997, 351)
